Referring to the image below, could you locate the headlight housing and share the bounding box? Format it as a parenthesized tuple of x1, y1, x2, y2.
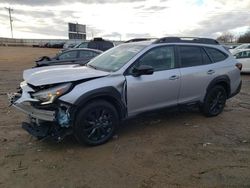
(32, 83, 72, 105)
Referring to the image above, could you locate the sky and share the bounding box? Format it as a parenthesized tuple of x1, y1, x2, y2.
(0, 0, 250, 40)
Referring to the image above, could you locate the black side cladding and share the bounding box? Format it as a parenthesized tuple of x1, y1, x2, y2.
(74, 86, 127, 119)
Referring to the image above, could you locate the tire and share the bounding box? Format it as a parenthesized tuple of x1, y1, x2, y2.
(74, 100, 119, 146)
(201, 85, 227, 117)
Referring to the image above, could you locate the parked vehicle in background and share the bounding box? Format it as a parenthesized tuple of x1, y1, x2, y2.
(227, 45, 239, 49)
(234, 49, 250, 73)
(63, 40, 82, 49)
(35, 48, 102, 67)
(74, 41, 89, 48)
(60, 41, 88, 53)
(48, 41, 65, 48)
(61, 38, 114, 53)
(9, 37, 242, 146)
(230, 43, 250, 54)
(85, 38, 114, 51)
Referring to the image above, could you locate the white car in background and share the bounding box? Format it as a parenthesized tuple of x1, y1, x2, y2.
(230, 43, 250, 54)
(233, 49, 250, 73)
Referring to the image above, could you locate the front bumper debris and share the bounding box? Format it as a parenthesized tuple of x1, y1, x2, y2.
(8, 86, 73, 141)
(22, 122, 50, 138)
(22, 121, 73, 141)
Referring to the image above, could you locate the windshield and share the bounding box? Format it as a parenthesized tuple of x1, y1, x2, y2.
(87, 43, 147, 72)
(235, 44, 248, 50)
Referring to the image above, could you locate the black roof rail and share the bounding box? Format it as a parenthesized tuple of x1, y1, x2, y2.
(153, 37, 220, 45)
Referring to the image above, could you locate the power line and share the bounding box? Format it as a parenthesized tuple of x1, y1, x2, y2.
(5, 7, 14, 38)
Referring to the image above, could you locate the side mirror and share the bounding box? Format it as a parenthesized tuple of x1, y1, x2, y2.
(132, 65, 154, 77)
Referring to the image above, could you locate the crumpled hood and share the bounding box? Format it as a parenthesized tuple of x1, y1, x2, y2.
(23, 64, 109, 86)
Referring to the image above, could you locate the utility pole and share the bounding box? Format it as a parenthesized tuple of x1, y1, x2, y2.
(5, 7, 14, 38)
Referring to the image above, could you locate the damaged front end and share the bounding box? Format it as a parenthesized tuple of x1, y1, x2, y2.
(8, 81, 74, 142)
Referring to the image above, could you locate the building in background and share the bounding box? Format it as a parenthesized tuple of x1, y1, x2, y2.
(68, 23, 86, 40)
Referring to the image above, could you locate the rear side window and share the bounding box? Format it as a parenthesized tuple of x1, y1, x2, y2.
(79, 51, 97, 58)
(205, 47, 228, 62)
(201, 48, 212, 64)
(179, 46, 203, 67)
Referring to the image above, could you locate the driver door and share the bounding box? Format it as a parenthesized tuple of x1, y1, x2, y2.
(125, 46, 181, 116)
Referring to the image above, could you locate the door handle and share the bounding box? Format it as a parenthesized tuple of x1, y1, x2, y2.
(169, 75, 180, 80)
(207, 70, 215, 75)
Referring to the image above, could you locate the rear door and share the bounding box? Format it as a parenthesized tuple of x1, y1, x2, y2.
(125, 45, 181, 116)
(177, 45, 217, 104)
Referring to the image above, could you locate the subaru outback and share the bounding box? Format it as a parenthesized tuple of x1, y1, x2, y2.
(8, 37, 242, 146)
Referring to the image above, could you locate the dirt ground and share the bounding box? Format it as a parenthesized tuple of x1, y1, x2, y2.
(0, 46, 249, 188)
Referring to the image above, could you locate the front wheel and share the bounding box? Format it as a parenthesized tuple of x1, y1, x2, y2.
(201, 85, 227, 117)
(74, 100, 119, 146)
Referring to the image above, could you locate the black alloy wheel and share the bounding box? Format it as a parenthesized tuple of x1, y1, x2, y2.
(201, 85, 227, 117)
(74, 100, 118, 146)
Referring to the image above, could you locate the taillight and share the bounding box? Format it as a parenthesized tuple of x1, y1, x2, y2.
(236, 63, 242, 71)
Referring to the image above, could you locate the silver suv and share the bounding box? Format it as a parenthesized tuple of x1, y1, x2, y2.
(9, 37, 242, 146)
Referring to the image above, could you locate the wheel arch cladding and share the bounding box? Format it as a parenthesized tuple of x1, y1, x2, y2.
(206, 75, 231, 98)
(74, 86, 127, 120)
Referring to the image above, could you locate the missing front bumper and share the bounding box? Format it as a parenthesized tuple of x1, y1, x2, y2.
(22, 121, 73, 141)
(22, 122, 50, 139)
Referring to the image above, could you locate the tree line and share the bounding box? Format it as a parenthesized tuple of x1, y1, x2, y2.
(216, 30, 250, 43)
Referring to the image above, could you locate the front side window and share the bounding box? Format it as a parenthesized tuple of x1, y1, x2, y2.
(58, 51, 77, 60)
(205, 47, 228, 62)
(179, 46, 203, 67)
(87, 44, 147, 72)
(134, 46, 175, 71)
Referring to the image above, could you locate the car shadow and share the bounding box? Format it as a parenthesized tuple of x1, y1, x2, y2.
(39, 105, 201, 149)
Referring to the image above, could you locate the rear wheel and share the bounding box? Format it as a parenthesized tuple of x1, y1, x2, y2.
(74, 100, 119, 146)
(201, 85, 227, 117)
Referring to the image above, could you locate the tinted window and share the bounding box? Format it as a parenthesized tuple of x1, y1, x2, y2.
(79, 50, 99, 58)
(201, 48, 212, 64)
(135, 46, 175, 71)
(58, 51, 77, 60)
(205, 47, 227, 62)
(88, 41, 114, 51)
(179, 46, 203, 67)
(87, 42, 98, 49)
(101, 42, 114, 51)
(235, 50, 250, 58)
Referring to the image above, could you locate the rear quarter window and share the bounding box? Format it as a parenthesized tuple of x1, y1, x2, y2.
(179, 46, 203, 67)
(205, 47, 228, 62)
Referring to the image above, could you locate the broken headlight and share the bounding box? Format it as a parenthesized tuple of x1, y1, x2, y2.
(32, 83, 72, 105)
